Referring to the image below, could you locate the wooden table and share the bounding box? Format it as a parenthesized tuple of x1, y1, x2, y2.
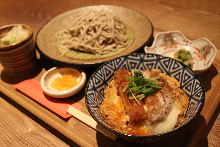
(0, 0, 219, 146)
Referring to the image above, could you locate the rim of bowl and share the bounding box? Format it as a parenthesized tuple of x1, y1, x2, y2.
(85, 52, 205, 139)
(41, 66, 86, 98)
(0, 24, 33, 51)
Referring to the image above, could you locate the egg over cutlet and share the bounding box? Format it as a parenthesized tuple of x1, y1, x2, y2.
(100, 69, 188, 136)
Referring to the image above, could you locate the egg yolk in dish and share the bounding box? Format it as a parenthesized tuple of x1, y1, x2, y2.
(50, 73, 79, 91)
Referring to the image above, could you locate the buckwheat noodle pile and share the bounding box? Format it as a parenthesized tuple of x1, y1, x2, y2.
(55, 9, 134, 59)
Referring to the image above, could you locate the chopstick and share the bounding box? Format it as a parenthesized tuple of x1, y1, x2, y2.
(67, 105, 117, 141)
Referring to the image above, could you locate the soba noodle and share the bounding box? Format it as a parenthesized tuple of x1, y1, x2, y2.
(55, 10, 134, 57)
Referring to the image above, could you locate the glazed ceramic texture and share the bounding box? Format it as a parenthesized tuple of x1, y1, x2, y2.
(0, 24, 37, 76)
(145, 31, 217, 74)
(41, 67, 86, 98)
(85, 53, 205, 143)
(36, 5, 153, 67)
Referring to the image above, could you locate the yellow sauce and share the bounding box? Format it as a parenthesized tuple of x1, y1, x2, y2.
(50, 73, 80, 91)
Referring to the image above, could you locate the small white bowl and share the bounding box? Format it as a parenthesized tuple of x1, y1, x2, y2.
(40, 67, 86, 98)
(144, 31, 217, 74)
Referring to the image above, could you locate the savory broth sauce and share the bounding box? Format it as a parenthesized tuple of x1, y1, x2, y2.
(100, 69, 189, 136)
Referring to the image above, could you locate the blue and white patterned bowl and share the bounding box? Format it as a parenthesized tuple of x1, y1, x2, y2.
(85, 53, 205, 143)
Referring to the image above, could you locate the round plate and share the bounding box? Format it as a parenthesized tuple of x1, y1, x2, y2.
(36, 5, 153, 67)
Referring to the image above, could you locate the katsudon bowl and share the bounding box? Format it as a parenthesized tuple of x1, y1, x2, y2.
(85, 53, 205, 143)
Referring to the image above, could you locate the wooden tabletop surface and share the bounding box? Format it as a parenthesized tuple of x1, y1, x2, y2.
(0, 0, 219, 146)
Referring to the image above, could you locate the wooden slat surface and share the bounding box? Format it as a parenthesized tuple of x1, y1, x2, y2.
(0, 0, 219, 146)
(0, 95, 70, 147)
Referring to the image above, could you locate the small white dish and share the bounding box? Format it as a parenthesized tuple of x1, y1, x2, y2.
(144, 31, 217, 74)
(40, 67, 86, 98)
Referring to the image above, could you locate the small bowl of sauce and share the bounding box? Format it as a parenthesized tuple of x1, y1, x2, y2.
(40, 67, 86, 98)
